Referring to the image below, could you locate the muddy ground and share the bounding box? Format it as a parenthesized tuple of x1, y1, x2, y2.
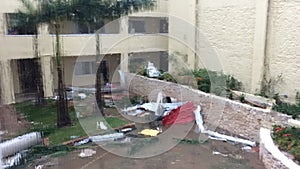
(29, 133, 266, 169)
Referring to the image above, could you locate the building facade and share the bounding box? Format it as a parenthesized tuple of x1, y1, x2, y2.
(1, 0, 300, 104)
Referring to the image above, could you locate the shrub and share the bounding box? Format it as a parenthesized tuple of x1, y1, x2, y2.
(273, 92, 300, 119)
(191, 68, 242, 96)
(273, 125, 300, 162)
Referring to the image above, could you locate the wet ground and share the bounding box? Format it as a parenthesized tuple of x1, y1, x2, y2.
(29, 134, 265, 169)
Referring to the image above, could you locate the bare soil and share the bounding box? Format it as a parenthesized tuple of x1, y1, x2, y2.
(29, 133, 265, 169)
(0, 105, 30, 140)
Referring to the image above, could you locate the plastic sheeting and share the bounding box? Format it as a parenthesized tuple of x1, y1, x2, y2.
(162, 102, 195, 126)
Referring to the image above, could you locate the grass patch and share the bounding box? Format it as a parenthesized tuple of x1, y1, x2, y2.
(14, 101, 128, 145)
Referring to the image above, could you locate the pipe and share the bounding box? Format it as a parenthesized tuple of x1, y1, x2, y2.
(0, 132, 41, 158)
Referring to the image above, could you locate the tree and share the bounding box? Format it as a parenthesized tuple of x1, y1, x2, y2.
(17, 0, 73, 127)
(69, 0, 155, 116)
(17, 0, 155, 126)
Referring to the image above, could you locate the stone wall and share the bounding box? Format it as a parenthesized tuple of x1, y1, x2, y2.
(124, 73, 292, 142)
(259, 128, 299, 169)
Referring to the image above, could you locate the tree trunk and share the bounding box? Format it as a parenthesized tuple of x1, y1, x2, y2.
(95, 32, 105, 116)
(55, 23, 71, 128)
(33, 34, 45, 105)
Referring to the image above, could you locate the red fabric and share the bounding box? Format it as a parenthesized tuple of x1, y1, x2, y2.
(162, 102, 195, 126)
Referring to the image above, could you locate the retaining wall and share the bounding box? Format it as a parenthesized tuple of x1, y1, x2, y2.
(123, 74, 292, 142)
(259, 128, 299, 169)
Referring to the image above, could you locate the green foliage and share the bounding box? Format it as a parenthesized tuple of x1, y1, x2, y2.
(273, 125, 300, 162)
(17, 0, 155, 26)
(260, 74, 283, 98)
(158, 72, 177, 83)
(273, 103, 300, 119)
(273, 93, 300, 119)
(191, 68, 242, 96)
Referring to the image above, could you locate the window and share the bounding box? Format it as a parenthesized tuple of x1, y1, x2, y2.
(74, 62, 97, 75)
(160, 18, 168, 33)
(6, 13, 37, 35)
(129, 20, 145, 33)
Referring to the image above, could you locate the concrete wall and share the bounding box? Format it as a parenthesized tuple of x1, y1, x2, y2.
(123, 74, 293, 141)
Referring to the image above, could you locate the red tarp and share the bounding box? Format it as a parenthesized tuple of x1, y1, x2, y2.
(162, 102, 195, 126)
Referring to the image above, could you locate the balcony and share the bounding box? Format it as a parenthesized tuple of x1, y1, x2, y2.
(0, 33, 168, 60)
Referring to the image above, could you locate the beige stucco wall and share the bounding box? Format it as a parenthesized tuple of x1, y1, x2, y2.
(195, 0, 256, 91)
(64, 55, 121, 87)
(266, 0, 300, 102)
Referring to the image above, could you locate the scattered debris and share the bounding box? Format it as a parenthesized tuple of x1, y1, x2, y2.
(231, 90, 275, 109)
(162, 102, 195, 126)
(204, 130, 256, 147)
(120, 128, 133, 133)
(78, 149, 96, 158)
(113, 123, 136, 132)
(43, 137, 50, 146)
(35, 165, 44, 169)
(70, 136, 79, 139)
(139, 129, 160, 137)
(146, 62, 160, 77)
(63, 136, 89, 146)
(212, 151, 228, 157)
(241, 146, 253, 152)
(194, 105, 204, 133)
(77, 93, 87, 99)
(2, 152, 24, 169)
(74, 138, 90, 146)
(90, 133, 124, 142)
(96, 121, 108, 130)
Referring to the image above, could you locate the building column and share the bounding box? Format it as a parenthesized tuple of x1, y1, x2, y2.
(251, 0, 269, 93)
(40, 56, 54, 97)
(11, 60, 21, 94)
(0, 13, 7, 35)
(120, 52, 129, 72)
(119, 16, 129, 35)
(0, 60, 15, 104)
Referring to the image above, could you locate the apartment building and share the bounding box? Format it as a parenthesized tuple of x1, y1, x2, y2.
(0, 0, 169, 104)
(1, 0, 300, 104)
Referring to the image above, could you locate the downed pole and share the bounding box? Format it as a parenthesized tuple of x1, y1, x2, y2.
(0, 132, 41, 158)
(204, 130, 256, 147)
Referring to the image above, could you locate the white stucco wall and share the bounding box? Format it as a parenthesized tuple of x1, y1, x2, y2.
(266, 0, 300, 101)
(196, 0, 256, 91)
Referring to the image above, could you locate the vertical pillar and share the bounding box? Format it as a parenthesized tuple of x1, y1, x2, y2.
(11, 60, 21, 94)
(120, 52, 129, 72)
(119, 16, 129, 35)
(0, 60, 15, 104)
(119, 16, 129, 72)
(251, 0, 269, 93)
(0, 13, 6, 35)
(40, 56, 54, 97)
